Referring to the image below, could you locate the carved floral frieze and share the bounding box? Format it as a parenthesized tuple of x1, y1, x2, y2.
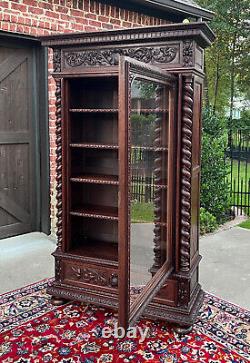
(63, 46, 178, 68)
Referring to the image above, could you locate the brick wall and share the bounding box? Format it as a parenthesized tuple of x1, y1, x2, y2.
(0, 0, 167, 235)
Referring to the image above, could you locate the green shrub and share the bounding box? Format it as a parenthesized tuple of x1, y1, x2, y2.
(200, 107, 231, 223)
(200, 207, 218, 235)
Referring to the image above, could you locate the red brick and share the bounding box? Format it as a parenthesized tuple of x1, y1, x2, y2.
(0, 1, 9, 8)
(56, 5, 68, 14)
(39, 1, 53, 10)
(83, 0, 89, 11)
(11, 3, 27, 12)
(23, 0, 37, 5)
(85, 25, 98, 32)
(28, 6, 44, 15)
(1, 22, 9, 30)
(99, 3, 105, 15)
(72, 24, 84, 31)
(110, 18, 121, 26)
(60, 13, 71, 21)
(98, 15, 109, 23)
(23, 17, 32, 25)
(3, 13, 10, 21)
(102, 23, 113, 30)
(122, 21, 132, 27)
(45, 10, 60, 19)
(88, 19, 101, 27)
(71, 9, 83, 17)
(85, 12, 96, 20)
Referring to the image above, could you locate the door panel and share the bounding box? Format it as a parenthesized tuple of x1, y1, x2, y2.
(0, 46, 36, 239)
(118, 57, 176, 328)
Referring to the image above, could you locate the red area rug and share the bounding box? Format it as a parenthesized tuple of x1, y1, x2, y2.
(0, 279, 249, 362)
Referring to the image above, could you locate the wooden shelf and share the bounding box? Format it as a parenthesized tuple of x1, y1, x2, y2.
(68, 240, 118, 262)
(132, 146, 168, 152)
(70, 143, 119, 150)
(70, 174, 119, 185)
(70, 108, 118, 113)
(131, 109, 168, 113)
(70, 205, 118, 220)
(70, 108, 167, 113)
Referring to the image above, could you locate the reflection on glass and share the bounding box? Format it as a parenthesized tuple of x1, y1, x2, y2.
(129, 78, 169, 306)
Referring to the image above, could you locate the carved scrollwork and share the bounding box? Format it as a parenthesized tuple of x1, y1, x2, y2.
(183, 40, 194, 67)
(71, 266, 118, 288)
(180, 76, 193, 272)
(64, 46, 178, 67)
(53, 48, 61, 72)
(55, 80, 63, 250)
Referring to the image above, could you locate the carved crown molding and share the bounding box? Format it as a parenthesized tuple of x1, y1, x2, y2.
(64, 46, 178, 68)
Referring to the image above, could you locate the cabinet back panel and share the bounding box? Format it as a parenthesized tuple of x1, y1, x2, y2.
(71, 183, 118, 208)
(71, 149, 118, 176)
(69, 77, 118, 109)
(71, 114, 118, 145)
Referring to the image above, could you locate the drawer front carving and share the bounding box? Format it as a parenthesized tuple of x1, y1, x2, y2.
(63, 261, 118, 290)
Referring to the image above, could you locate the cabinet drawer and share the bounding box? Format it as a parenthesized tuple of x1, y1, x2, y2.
(62, 260, 118, 291)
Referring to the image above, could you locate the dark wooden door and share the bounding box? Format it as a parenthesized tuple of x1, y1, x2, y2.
(0, 46, 37, 239)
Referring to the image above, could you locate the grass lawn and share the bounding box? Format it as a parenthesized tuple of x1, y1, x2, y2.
(238, 219, 250, 229)
(131, 201, 154, 223)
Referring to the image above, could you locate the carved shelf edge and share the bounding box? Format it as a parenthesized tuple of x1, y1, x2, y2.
(70, 143, 119, 150)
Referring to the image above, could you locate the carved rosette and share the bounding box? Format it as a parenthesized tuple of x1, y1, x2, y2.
(183, 41, 194, 67)
(151, 85, 164, 273)
(55, 80, 63, 251)
(53, 48, 61, 72)
(64, 46, 178, 68)
(180, 76, 193, 272)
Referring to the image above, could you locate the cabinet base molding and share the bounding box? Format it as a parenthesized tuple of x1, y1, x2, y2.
(47, 281, 204, 329)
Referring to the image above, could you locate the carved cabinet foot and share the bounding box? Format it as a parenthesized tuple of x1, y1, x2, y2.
(51, 296, 68, 306)
(173, 324, 193, 335)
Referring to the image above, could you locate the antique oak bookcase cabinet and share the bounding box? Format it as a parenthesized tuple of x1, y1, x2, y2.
(41, 22, 214, 333)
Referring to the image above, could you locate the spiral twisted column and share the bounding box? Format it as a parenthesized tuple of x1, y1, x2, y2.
(151, 85, 164, 273)
(55, 79, 63, 251)
(180, 76, 194, 272)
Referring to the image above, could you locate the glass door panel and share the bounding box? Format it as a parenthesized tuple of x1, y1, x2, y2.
(130, 78, 168, 302)
(119, 57, 176, 328)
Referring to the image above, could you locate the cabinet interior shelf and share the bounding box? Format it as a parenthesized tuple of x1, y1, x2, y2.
(68, 241, 118, 262)
(70, 143, 119, 150)
(70, 108, 118, 113)
(70, 174, 119, 185)
(70, 205, 118, 220)
(69, 108, 168, 113)
(132, 146, 168, 152)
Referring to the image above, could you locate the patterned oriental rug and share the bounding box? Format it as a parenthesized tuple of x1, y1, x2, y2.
(0, 279, 249, 363)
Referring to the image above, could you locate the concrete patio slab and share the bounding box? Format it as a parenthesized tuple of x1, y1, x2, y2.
(0, 232, 55, 294)
(200, 226, 250, 310)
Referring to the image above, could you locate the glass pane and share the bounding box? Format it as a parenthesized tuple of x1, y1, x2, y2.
(129, 77, 169, 309)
